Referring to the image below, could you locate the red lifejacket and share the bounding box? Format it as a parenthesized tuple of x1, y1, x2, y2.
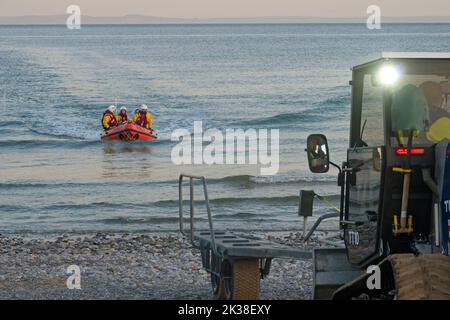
(102, 110, 117, 129)
(136, 112, 148, 127)
(118, 113, 129, 124)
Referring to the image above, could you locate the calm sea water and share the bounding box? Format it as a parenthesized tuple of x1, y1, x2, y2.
(0, 23, 449, 234)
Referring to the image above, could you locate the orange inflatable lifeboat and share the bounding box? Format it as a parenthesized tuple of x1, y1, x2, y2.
(100, 122, 157, 141)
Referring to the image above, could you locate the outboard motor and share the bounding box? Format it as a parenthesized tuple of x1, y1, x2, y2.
(435, 140, 450, 256)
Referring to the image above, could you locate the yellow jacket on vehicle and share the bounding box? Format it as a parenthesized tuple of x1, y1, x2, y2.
(426, 117, 450, 143)
(133, 111, 153, 129)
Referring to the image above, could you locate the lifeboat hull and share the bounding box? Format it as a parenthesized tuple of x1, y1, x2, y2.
(101, 123, 157, 141)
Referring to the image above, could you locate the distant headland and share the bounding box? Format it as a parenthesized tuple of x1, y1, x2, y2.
(0, 14, 449, 25)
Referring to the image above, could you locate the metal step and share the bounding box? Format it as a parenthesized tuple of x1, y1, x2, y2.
(313, 248, 363, 299)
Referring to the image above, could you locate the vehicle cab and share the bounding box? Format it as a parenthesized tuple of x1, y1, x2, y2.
(307, 53, 450, 269)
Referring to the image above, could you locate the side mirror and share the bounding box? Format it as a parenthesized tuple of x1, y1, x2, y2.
(306, 134, 330, 173)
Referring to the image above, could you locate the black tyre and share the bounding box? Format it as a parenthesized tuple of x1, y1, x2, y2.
(210, 252, 225, 299)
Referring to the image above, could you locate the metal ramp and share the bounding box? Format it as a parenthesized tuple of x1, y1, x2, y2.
(197, 231, 311, 260)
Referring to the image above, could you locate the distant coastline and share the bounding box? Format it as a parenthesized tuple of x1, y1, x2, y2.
(0, 14, 449, 25)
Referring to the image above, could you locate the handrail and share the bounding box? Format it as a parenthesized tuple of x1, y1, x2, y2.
(303, 212, 339, 241)
(178, 174, 217, 253)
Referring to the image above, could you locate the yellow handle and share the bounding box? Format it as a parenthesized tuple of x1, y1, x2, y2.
(407, 215, 413, 234)
(393, 215, 399, 235)
(392, 167, 412, 174)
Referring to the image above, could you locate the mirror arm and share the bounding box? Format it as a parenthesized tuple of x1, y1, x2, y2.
(329, 161, 342, 175)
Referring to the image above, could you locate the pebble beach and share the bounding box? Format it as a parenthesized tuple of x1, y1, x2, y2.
(0, 231, 342, 300)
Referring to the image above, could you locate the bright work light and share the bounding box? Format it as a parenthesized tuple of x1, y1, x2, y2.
(378, 65, 400, 86)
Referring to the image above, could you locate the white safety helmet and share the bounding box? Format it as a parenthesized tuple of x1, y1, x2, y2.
(107, 105, 116, 113)
(140, 104, 148, 111)
(120, 106, 127, 112)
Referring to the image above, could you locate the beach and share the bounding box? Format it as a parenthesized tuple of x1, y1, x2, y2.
(0, 231, 341, 300)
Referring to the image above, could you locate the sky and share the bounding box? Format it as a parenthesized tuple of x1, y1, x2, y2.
(1, 0, 449, 18)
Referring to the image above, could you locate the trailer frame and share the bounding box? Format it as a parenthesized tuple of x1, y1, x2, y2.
(178, 174, 312, 300)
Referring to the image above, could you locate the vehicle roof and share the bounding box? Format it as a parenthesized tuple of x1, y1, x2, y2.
(353, 52, 450, 70)
(382, 52, 450, 59)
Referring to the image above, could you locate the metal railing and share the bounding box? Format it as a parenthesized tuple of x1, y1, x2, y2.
(178, 174, 217, 253)
(303, 212, 340, 241)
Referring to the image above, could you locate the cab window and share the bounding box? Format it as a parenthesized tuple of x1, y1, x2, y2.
(360, 74, 384, 146)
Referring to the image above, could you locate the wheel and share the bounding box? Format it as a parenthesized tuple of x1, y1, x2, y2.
(222, 258, 260, 300)
(210, 252, 226, 299)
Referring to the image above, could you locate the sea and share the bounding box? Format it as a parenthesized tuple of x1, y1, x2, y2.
(0, 23, 449, 234)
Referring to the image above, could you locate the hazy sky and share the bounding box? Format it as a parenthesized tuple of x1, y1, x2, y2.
(1, 0, 449, 18)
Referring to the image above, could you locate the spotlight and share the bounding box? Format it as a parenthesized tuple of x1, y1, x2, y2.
(378, 65, 400, 86)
